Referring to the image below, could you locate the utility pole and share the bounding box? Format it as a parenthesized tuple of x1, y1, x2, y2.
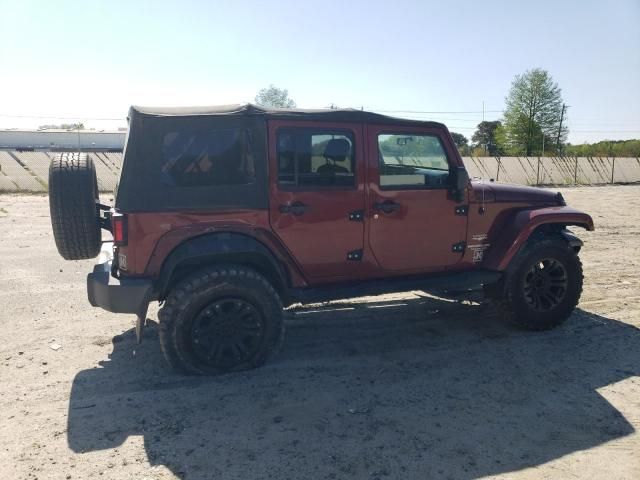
(482, 101, 486, 155)
(556, 103, 566, 154)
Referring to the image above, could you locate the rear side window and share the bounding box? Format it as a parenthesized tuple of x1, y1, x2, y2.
(161, 128, 255, 187)
(277, 129, 355, 187)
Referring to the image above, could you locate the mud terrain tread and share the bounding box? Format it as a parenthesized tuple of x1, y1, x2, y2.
(497, 236, 584, 331)
(48, 153, 101, 260)
(158, 265, 285, 375)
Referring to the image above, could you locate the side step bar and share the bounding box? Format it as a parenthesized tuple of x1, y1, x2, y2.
(289, 270, 503, 304)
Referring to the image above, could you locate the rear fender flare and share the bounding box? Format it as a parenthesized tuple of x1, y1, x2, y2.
(485, 206, 594, 271)
(155, 232, 290, 301)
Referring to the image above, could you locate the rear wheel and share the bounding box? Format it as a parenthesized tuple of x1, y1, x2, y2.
(498, 236, 583, 330)
(48, 152, 101, 260)
(158, 265, 284, 375)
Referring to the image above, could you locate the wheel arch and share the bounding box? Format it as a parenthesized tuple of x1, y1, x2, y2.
(485, 206, 594, 272)
(155, 232, 292, 304)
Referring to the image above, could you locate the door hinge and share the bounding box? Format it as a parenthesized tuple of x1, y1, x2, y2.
(452, 242, 466, 253)
(348, 209, 364, 222)
(347, 249, 363, 261)
(454, 205, 468, 216)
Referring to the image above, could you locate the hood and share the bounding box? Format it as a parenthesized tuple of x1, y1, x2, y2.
(471, 181, 564, 205)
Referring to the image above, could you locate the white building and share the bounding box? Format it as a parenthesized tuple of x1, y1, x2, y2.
(0, 129, 126, 150)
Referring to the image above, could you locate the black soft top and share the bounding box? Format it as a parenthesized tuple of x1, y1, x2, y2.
(116, 104, 446, 212)
(129, 104, 446, 129)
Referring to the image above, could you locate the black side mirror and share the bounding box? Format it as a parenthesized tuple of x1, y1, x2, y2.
(452, 166, 469, 201)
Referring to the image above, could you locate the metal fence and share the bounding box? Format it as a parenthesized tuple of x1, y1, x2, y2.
(463, 156, 640, 185)
(0, 151, 638, 193)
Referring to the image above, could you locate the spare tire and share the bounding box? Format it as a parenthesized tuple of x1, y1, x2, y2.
(49, 153, 101, 260)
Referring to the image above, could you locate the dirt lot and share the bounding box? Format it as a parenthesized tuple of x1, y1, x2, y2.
(0, 186, 639, 480)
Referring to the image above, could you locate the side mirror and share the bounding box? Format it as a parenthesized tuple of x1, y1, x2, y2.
(452, 166, 469, 201)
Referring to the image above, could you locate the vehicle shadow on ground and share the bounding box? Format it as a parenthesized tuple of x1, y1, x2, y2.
(67, 297, 640, 479)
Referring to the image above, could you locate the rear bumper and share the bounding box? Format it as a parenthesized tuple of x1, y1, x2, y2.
(87, 245, 153, 314)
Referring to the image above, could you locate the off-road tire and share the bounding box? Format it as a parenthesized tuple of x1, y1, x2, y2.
(48, 153, 101, 260)
(158, 265, 285, 375)
(497, 236, 583, 331)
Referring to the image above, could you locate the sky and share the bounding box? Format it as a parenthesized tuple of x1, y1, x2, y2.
(1, 0, 639, 144)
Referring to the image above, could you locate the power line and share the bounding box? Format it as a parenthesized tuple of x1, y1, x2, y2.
(373, 109, 504, 114)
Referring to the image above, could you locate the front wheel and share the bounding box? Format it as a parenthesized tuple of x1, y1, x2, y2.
(498, 237, 583, 331)
(158, 265, 285, 375)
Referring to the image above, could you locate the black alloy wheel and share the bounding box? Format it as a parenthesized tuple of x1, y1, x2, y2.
(159, 265, 284, 375)
(496, 236, 583, 331)
(190, 298, 266, 369)
(523, 258, 569, 312)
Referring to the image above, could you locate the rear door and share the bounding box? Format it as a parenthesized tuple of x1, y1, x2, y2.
(366, 125, 468, 273)
(268, 120, 366, 281)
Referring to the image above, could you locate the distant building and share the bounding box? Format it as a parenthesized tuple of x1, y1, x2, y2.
(0, 129, 126, 151)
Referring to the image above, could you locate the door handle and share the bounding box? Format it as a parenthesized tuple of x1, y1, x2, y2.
(279, 201, 309, 216)
(373, 200, 400, 214)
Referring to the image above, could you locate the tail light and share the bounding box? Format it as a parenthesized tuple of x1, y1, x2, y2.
(111, 213, 128, 246)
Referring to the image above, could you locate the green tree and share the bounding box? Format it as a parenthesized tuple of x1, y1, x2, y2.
(564, 139, 640, 157)
(472, 121, 502, 156)
(502, 69, 567, 156)
(255, 84, 296, 108)
(450, 132, 470, 155)
(450, 132, 468, 148)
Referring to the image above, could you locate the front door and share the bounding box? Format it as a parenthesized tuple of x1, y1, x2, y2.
(366, 125, 468, 273)
(268, 120, 366, 281)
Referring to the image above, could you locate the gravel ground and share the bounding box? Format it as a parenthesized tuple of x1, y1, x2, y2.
(0, 186, 639, 480)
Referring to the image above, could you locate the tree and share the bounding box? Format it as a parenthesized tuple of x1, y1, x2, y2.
(564, 139, 640, 157)
(502, 69, 567, 156)
(450, 132, 470, 155)
(472, 121, 502, 156)
(255, 85, 296, 108)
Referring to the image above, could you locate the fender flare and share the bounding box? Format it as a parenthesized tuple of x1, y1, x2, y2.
(155, 232, 290, 300)
(485, 206, 594, 271)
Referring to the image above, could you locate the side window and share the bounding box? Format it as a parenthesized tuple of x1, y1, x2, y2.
(378, 133, 450, 189)
(161, 128, 255, 187)
(277, 129, 355, 187)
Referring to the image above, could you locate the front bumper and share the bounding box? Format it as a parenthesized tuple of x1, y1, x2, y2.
(87, 245, 153, 315)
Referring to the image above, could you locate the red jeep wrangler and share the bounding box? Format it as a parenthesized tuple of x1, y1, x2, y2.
(49, 105, 594, 375)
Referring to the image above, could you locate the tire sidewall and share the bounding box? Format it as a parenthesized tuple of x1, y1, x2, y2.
(508, 241, 582, 329)
(166, 269, 283, 375)
(48, 153, 101, 260)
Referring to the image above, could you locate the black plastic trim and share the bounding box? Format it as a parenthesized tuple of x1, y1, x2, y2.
(289, 270, 502, 304)
(87, 261, 153, 314)
(560, 229, 583, 250)
(155, 232, 289, 300)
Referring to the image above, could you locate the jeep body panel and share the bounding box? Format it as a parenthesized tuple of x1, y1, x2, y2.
(107, 104, 593, 308)
(458, 180, 593, 270)
(364, 123, 468, 273)
(119, 210, 307, 287)
(267, 120, 370, 281)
